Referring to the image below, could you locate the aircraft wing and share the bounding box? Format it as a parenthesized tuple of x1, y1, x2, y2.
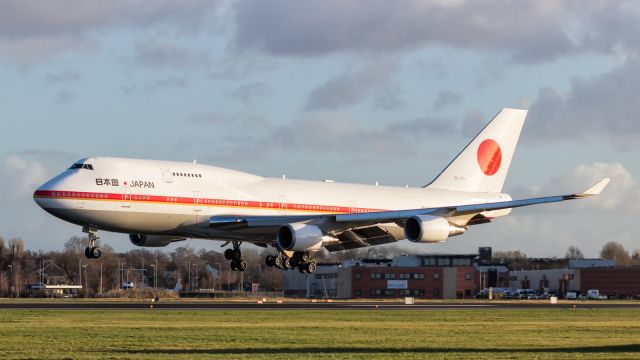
(209, 178, 609, 250)
(336, 178, 610, 224)
(212, 178, 609, 226)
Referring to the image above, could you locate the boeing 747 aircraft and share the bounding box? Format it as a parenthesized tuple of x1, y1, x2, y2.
(33, 108, 609, 273)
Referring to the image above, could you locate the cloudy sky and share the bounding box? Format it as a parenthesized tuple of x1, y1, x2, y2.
(1, 0, 639, 257)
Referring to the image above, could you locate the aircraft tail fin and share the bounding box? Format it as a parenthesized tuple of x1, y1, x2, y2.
(426, 108, 528, 193)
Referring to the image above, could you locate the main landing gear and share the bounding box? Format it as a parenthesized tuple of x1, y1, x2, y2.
(224, 241, 247, 272)
(265, 251, 317, 273)
(83, 227, 102, 259)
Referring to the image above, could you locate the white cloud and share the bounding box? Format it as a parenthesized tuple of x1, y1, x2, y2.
(547, 162, 640, 211)
(0, 0, 223, 64)
(229, 82, 270, 105)
(509, 162, 640, 212)
(233, 0, 640, 62)
(2, 155, 47, 197)
(527, 58, 640, 146)
(305, 61, 398, 110)
(433, 90, 462, 110)
(132, 41, 214, 70)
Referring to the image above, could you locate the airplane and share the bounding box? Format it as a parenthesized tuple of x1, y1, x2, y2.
(33, 108, 609, 274)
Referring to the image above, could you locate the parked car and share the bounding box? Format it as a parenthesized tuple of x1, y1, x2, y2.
(587, 289, 600, 300)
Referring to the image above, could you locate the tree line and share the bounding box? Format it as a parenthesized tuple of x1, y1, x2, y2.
(1, 235, 638, 297)
(0, 235, 404, 297)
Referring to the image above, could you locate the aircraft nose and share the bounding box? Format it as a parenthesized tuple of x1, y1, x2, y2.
(33, 174, 66, 210)
(33, 183, 49, 209)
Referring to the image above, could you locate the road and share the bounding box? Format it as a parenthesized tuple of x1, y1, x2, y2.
(1, 300, 638, 310)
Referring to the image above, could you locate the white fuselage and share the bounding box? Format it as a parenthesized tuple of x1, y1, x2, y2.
(33, 157, 511, 243)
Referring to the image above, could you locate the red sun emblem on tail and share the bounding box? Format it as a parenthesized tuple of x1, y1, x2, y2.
(477, 139, 502, 176)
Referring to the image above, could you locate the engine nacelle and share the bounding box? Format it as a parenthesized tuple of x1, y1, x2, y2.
(277, 223, 327, 252)
(129, 234, 187, 247)
(404, 215, 465, 243)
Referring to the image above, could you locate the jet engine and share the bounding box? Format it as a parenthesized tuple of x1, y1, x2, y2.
(129, 234, 187, 247)
(404, 215, 465, 243)
(277, 223, 332, 252)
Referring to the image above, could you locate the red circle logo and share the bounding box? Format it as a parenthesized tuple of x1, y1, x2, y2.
(477, 139, 502, 176)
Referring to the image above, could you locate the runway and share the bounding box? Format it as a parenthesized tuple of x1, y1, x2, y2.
(1, 300, 639, 310)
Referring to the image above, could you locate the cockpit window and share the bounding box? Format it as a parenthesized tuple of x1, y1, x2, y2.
(69, 163, 94, 170)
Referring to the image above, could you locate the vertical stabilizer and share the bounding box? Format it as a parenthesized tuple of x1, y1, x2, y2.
(426, 108, 527, 193)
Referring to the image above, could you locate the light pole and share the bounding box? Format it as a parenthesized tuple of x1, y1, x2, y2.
(214, 263, 222, 291)
(7, 264, 13, 296)
(82, 264, 88, 294)
(192, 264, 198, 292)
(150, 264, 157, 290)
(99, 263, 103, 295)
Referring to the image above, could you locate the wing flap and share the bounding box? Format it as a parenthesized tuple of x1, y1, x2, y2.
(209, 215, 326, 228)
(326, 224, 400, 252)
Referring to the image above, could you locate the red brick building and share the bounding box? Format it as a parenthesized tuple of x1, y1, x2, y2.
(344, 255, 478, 299)
(580, 268, 640, 298)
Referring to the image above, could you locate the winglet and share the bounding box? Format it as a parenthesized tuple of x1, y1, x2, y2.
(578, 178, 610, 197)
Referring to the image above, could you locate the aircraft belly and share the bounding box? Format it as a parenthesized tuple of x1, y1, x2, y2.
(48, 208, 193, 234)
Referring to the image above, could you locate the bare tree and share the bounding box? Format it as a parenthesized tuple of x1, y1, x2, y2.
(600, 241, 631, 266)
(493, 250, 527, 270)
(8, 238, 25, 296)
(9, 238, 24, 258)
(564, 246, 585, 259)
(493, 250, 527, 260)
(64, 236, 90, 254)
(0, 236, 6, 295)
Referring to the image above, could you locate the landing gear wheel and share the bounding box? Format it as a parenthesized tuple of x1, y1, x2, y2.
(237, 260, 247, 272)
(265, 255, 275, 267)
(283, 257, 294, 270)
(227, 241, 245, 271)
(301, 252, 310, 262)
(90, 247, 102, 259)
(290, 256, 300, 268)
(274, 255, 284, 268)
(83, 227, 100, 259)
(306, 261, 317, 273)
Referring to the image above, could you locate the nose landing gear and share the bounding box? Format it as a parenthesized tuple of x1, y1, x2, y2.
(83, 227, 102, 259)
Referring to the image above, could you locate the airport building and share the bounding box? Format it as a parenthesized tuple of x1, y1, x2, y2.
(284, 253, 502, 299)
(507, 259, 615, 295)
(283, 249, 640, 299)
(578, 267, 640, 298)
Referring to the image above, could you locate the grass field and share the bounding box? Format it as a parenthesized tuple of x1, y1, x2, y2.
(1, 308, 639, 359)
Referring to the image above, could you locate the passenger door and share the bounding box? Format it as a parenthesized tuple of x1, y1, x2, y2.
(121, 188, 131, 208)
(278, 195, 287, 215)
(194, 191, 202, 222)
(159, 165, 173, 183)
